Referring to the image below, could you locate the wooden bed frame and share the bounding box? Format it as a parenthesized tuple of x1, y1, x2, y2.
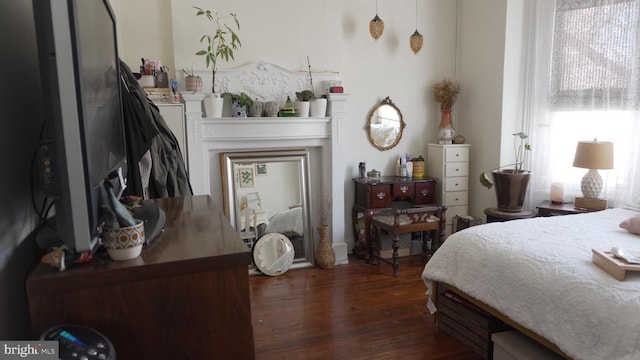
(432, 281, 570, 359)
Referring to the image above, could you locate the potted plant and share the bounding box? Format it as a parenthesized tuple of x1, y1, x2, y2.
(479, 132, 532, 212)
(193, 6, 241, 117)
(182, 67, 202, 93)
(222, 92, 253, 117)
(432, 79, 461, 144)
(294, 90, 314, 117)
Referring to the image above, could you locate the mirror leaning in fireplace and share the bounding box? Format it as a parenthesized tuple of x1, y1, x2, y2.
(220, 149, 314, 269)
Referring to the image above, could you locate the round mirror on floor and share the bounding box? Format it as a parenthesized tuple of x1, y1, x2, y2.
(252, 233, 295, 276)
(367, 96, 405, 151)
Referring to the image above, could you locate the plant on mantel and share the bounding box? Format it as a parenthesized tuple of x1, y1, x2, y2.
(193, 6, 241, 94)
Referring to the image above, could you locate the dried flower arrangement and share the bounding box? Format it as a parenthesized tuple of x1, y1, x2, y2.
(432, 79, 461, 110)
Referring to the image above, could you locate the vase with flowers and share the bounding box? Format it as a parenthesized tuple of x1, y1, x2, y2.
(432, 79, 461, 144)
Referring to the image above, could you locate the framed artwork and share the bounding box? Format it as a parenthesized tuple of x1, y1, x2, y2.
(256, 163, 267, 176)
(238, 166, 255, 188)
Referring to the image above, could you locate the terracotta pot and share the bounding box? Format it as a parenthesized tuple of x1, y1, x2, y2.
(492, 169, 531, 212)
(315, 225, 335, 269)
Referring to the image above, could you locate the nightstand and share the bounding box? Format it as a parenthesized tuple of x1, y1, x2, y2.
(536, 200, 597, 217)
(484, 208, 536, 223)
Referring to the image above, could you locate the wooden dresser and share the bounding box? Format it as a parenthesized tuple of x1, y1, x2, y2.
(351, 176, 439, 259)
(26, 195, 254, 359)
(426, 144, 471, 235)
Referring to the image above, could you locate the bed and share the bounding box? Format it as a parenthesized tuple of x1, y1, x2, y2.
(262, 206, 305, 258)
(422, 207, 640, 360)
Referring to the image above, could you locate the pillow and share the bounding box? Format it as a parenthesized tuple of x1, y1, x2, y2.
(620, 215, 640, 235)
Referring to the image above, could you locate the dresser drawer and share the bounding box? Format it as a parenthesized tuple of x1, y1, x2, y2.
(392, 182, 415, 198)
(414, 181, 436, 205)
(445, 147, 469, 162)
(370, 184, 392, 208)
(444, 191, 468, 206)
(445, 163, 469, 177)
(444, 177, 468, 192)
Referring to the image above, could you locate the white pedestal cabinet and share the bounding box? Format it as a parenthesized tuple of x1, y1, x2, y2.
(426, 144, 471, 236)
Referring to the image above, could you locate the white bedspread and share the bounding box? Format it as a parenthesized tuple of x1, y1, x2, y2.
(422, 208, 640, 360)
(265, 206, 304, 236)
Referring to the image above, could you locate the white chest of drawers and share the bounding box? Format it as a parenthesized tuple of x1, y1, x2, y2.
(426, 144, 470, 236)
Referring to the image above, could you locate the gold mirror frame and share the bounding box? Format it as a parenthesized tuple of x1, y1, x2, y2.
(367, 96, 405, 151)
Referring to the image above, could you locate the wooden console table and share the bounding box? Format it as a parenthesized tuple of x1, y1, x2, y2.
(351, 176, 443, 259)
(26, 195, 255, 359)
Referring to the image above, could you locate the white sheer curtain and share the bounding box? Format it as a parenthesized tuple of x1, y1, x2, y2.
(524, 0, 640, 209)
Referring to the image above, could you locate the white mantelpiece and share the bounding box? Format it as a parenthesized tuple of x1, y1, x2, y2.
(180, 62, 348, 266)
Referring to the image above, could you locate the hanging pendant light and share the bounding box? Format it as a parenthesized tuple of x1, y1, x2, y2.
(369, 0, 384, 40)
(410, 0, 423, 54)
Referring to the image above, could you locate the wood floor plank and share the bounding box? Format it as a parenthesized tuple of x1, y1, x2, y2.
(250, 256, 482, 360)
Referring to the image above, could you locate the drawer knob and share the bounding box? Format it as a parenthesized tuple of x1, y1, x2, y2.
(400, 185, 409, 193)
(376, 192, 386, 199)
(455, 153, 460, 157)
(420, 189, 429, 197)
(455, 168, 460, 172)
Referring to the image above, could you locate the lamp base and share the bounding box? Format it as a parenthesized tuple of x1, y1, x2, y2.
(574, 196, 607, 211)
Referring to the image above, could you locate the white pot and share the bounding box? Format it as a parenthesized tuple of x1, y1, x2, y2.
(294, 101, 310, 117)
(203, 94, 224, 118)
(309, 98, 327, 117)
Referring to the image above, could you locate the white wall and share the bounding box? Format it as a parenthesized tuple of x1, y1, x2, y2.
(456, 0, 523, 219)
(112, 0, 525, 244)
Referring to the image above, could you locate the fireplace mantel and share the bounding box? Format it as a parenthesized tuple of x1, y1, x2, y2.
(180, 62, 348, 266)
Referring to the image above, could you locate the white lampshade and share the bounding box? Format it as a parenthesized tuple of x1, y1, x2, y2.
(573, 141, 614, 198)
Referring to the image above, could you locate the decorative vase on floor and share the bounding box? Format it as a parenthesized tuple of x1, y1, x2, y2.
(315, 225, 335, 269)
(438, 108, 456, 144)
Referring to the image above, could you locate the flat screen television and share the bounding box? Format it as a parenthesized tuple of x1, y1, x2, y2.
(33, 0, 127, 253)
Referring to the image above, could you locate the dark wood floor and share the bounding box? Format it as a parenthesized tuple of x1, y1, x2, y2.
(250, 255, 482, 360)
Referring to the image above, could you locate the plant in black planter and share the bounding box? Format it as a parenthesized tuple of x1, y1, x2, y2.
(479, 132, 532, 212)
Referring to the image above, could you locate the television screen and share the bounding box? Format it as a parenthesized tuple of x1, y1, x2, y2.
(34, 0, 126, 253)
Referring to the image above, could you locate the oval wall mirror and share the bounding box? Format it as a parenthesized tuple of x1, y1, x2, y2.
(367, 96, 405, 151)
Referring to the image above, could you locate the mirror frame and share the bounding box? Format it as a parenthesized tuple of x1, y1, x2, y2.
(367, 96, 406, 151)
(220, 149, 313, 268)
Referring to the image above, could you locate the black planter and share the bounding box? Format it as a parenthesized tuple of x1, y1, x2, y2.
(492, 169, 531, 212)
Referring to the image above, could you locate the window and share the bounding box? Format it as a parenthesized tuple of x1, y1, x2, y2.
(526, 0, 640, 208)
(550, 0, 640, 110)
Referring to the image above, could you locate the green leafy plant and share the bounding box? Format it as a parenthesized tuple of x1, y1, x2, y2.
(295, 90, 314, 101)
(479, 132, 531, 189)
(193, 6, 241, 93)
(222, 92, 253, 107)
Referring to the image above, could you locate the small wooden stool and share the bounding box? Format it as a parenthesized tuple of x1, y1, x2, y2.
(371, 205, 445, 276)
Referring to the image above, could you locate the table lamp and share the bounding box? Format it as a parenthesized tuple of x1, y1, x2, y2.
(572, 140, 613, 210)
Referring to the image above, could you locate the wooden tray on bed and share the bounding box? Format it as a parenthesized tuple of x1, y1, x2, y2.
(592, 249, 640, 280)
